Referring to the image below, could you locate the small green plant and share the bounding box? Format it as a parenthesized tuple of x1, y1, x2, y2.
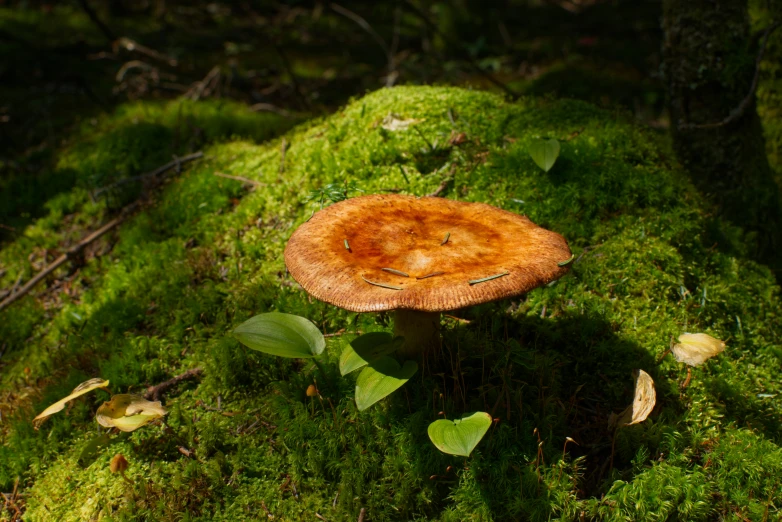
(306, 180, 364, 209)
(428, 412, 493, 457)
(233, 312, 325, 358)
(528, 137, 561, 172)
(233, 312, 493, 456)
(354, 356, 417, 411)
(339, 332, 403, 375)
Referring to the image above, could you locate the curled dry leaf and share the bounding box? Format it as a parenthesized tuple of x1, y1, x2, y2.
(380, 113, 423, 131)
(33, 378, 110, 428)
(96, 394, 167, 432)
(672, 333, 725, 366)
(612, 370, 656, 428)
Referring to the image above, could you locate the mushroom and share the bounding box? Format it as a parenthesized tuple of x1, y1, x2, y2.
(284, 194, 571, 359)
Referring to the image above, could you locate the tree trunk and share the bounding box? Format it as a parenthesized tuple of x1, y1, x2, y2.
(663, 0, 781, 269)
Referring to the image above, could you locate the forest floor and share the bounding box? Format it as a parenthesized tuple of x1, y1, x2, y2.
(1, 2, 782, 521)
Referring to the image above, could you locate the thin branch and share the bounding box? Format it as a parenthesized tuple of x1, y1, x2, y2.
(1, 152, 203, 312)
(115, 37, 177, 66)
(249, 103, 293, 118)
(145, 368, 203, 401)
(401, 0, 519, 99)
(187, 66, 221, 101)
(0, 212, 130, 312)
(115, 60, 154, 82)
(331, 2, 397, 83)
(213, 172, 265, 187)
(680, 21, 780, 130)
(427, 176, 453, 197)
(92, 152, 203, 198)
(331, 3, 389, 56)
(77, 0, 116, 44)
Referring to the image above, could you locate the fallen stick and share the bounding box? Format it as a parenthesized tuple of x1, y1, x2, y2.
(92, 151, 203, 198)
(427, 176, 453, 197)
(145, 368, 203, 401)
(0, 212, 130, 312)
(1, 153, 205, 313)
(213, 172, 264, 187)
(249, 103, 293, 118)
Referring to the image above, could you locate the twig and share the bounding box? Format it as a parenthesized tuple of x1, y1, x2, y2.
(1, 491, 22, 520)
(279, 138, 288, 174)
(323, 329, 363, 338)
(77, 0, 115, 43)
(115, 60, 154, 82)
(188, 66, 221, 101)
(0, 212, 131, 312)
(358, 507, 366, 522)
(401, 0, 519, 99)
(427, 176, 453, 197)
(9, 273, 22, 295)
(249, 103, 293, 118)
(261, 500, 274, 519)
(93, 152, 203, 198)
(213, 172, 264, 187)
(0, 149, 204, 312)
(679, 21, 780, 130)
(332, 4, 389, 57)
(115, 37, 177, 66)
(144, 368, 203, 401)
(331, 3, 396, 83)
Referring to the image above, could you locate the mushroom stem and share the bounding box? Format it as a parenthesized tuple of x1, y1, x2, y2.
(393, 310, 441, 359)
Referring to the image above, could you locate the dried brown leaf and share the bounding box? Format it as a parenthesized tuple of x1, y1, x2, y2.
(613, 369, 656, 428)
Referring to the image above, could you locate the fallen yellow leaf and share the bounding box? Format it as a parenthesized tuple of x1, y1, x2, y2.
(96, 394, 167, 432)
(672, 333, 725, 366)
(33, 378, 109, 428)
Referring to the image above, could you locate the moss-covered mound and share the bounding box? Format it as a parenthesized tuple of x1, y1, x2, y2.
(1, 86, 781, 521)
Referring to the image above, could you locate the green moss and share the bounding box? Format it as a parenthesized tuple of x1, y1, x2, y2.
(1, 86, 781, 520)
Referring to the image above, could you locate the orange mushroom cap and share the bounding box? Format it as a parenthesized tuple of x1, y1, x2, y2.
(284, 194, 571, 312)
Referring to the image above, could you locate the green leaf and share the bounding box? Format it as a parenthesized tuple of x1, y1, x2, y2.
(77, 433, 115, 468)
(339, 333, 404, 376)
(428, 411, 493, 457)
(528, 138, 560, 172)
(233, 312, 325, 358)
(355, 356, 417, 411)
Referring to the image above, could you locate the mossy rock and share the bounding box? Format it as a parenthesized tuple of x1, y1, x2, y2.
(1, 86, 781, 521)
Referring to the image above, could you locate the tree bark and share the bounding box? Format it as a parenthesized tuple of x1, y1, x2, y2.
(663, 0, 781, 268)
